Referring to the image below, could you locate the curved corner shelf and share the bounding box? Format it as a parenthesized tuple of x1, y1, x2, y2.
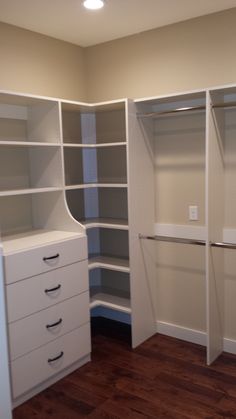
(82, 218, 129, 230)
(63, 142, 126, 148)
(90, 292, 131, 314)
(65, 183, 128, 190)
(88, 255, 130, 273)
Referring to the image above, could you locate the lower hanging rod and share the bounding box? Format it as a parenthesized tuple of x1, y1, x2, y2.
(138, 234, 205, 246)
(139, 235, 236, 249)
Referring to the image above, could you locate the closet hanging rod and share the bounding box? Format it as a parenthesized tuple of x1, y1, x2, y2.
(212, 101, 236, 110)
(139, 235, 236, 250)
(211, 242, 236, 249)
(137, 105, 206, 119)
(138, 234, 205, 246)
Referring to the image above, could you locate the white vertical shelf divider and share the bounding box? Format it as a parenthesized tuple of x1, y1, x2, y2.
(127, 99, 156, 348)
(0, 245, 12, 419)
(206, 90, 225, 365)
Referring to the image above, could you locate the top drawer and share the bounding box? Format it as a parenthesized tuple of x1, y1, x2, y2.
(4, 236, 87, 284)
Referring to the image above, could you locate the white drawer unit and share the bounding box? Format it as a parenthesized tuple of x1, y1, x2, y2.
(9, 291, 90, 361)
(4, 235, 87, 284)
(6, 260, 88, 322)
(2, 229, 91, 405)
(11, 323, 91, 399)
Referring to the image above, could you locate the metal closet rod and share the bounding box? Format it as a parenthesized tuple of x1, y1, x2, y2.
(136, 101, 236, 119)
(212, 101, 236, 109)
(137, 105, 205, 119)
(139, 234, 236, 249)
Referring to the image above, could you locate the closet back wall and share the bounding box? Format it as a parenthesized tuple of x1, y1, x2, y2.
(0, 22, 87, 101)
(85, 8, 236, 102)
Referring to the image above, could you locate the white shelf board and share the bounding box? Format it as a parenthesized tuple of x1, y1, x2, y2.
(90, 292, 131, 314)
(0, 186, 62, 197)
(63, 142, 126, 148)
(66, 183, 128, 190)
(2, 229, 84, 255)
(88, 256, 130, 273)
(82, 218, 129, 230)
(0, 141, 61, 147)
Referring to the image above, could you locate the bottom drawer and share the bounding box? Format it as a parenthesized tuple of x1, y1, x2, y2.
(11, 323, 91, 399)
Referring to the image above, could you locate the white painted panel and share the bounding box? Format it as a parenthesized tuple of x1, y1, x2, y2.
(9, 291, 89, 360)
(6, 260, 88, 322)
(11, 323, 91, 399)
(0, 247, 12, 419)
(206, 91, 224, 364)
(4, 236, 87, 283)
(127, 100, 156, 348)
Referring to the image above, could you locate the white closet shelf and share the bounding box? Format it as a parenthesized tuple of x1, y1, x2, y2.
(0, 141, 61, 147)
(88, 256, 130, 273)
(90, 293, 131, 314)
(2, 229, 84, 254)
(82, 218, 129, 230)
(0, 186, 62, 197)
(65, 183, 128, 190)
(63, 142, 126, 148)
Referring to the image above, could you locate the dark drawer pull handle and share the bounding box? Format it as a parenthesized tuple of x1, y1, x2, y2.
(45, 284, 61, 294)
(46, 318, 62, 329)
(43, 253, 59, 262)
(48, 351, 64, 363)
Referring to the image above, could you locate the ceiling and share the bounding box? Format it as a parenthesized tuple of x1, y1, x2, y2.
(0, 0, 236, 47)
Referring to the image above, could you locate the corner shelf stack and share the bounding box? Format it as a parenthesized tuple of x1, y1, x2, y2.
(61, 100, 131, 320)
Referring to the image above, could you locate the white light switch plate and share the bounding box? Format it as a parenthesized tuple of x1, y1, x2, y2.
(189, 205, 198, 221)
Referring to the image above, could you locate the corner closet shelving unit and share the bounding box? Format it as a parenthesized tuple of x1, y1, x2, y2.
(60, 98, 156, 345)
(2, 85, 236, 407)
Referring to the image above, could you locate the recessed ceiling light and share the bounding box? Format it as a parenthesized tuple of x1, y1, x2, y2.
(83, 0, 105, 10)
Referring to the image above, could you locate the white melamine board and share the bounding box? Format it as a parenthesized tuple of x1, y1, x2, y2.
(127, 100, 156, 348)
(29, 146, 63, 188)
(65, 183, 128, 190)
(0, 195, 33, 236)
(6, 260, 88, 322)
(63, 142, 127, 148)
(0, 187, 62, 197)
(32, 191, 85, 234)
(27, 102, 60, 143)
(0, 103, 27, 120)
(206, 91, 224, 365)
(88, 256, 130, 273)
(2, 229, 84, 254)
(11, 323, 91, 399)
(84, 218, 128, 230)
(0, 248, 12, 419)
(90, 292, 131, 313)
(9, 292, 89, 360)
(4, 236, 87, 284)
(0, 141, 60, 147)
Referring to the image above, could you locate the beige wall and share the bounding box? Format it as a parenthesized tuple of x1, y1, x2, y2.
(85, 8, 236, 102)
(0, 22, 87, 101)
(1, 8, 236, 103)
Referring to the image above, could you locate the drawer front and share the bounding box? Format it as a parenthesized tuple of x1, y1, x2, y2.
(9, 292, 90, 361)
(7, 260, 88, 322)
(4, 236, 87, 284)
(11, 323, 91, 399)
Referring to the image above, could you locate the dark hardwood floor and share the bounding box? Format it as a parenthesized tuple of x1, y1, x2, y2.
(13, 319, 236, 418)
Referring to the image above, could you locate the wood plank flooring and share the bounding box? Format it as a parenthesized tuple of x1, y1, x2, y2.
(13, 320, 236, 418)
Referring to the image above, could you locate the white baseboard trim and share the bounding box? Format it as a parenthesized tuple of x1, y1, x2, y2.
(156, 321, 206, 346)
(156, 321, 236, 355)
(223, 338, 236, 354)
